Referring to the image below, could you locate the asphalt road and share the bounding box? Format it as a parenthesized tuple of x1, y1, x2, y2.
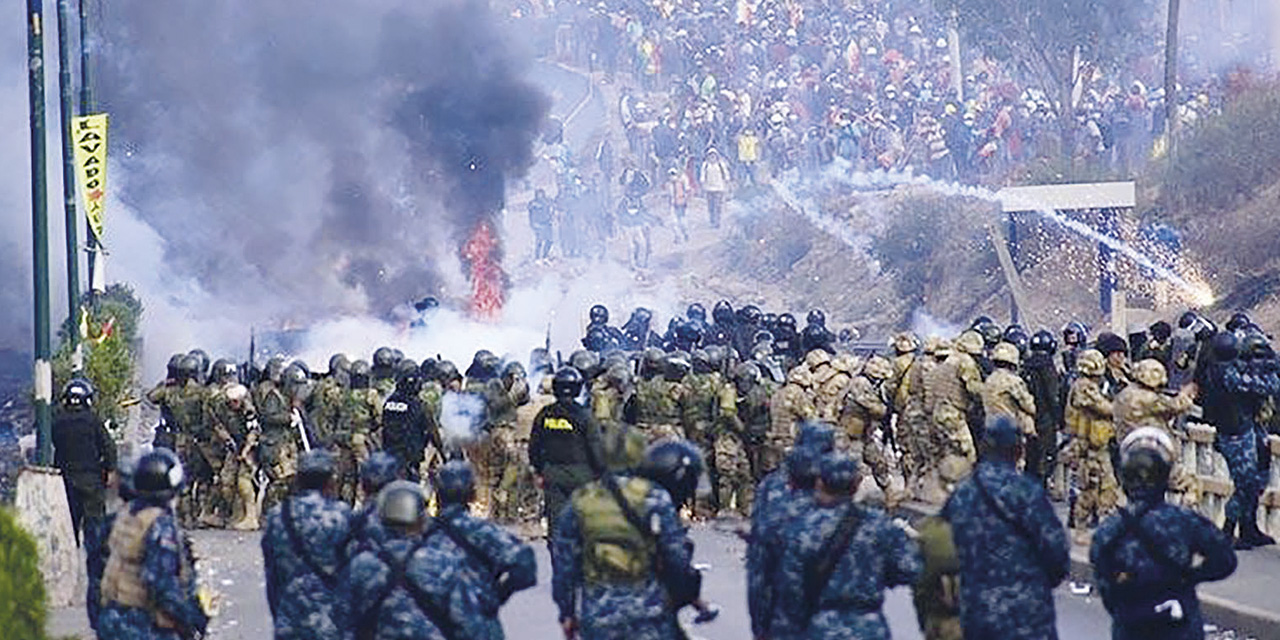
(52, 523, 1120, 640)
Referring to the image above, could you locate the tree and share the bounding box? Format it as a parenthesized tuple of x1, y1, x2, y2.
(936, 0, 1148, 163)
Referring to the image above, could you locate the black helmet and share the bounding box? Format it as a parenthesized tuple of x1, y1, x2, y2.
(1002, 324, 1027, 344)
(762, 313, 779, 333)
(552, 367, 585, 401)
(210, 359, 239, 384)
(397, 368, 422, 394)
(638, 439, 704, 507)
(1177, 311, 1199, 329)
(263, 356, 286, 384)
(503, 361, 527, 380)
(806, 309, 826, 327)
(188, 349, 211, 379)
(686, 303, 707, 323)
(977, 322, 1003, 347)
(1210, 331, 1239, 362)
(434, 460, 476, 505)
(664, 354, 691, 381)
(373, 347, 397, 369)
(166, 354, 184, 380)
(419, 358, 440, 381)
(1062, 321, 1088, 347)
(390, 349, 405, 365)
(739, 305, 763, 326)
(290, 359, 312, 379)
(282, 363, 310, 387)
(350, 360, 372, 388)
(1148, 321, 1173, 343)
(328, 353, 351, 376)
(1242, 334, 1274, 360)
(589, 304, 610, 326)
(691, 349, 714, 374)
(1226, 312, 1252, 334)
(569, 350, 602, 379)
(777, 313, 797, 333)
(378, 480, 428, 528)
(177, 354, 202, 382)
(436, 360, 462, 384)
(1029, 330, 1057, 354)
(712, 300, 735, 325)
(466, 350, 501, 381)
(1095, 332, 1128, 356)
(62, 378, 95, 407)
(970, 315, 994, 329)
(395, 358, 420, 381)
(134, 448, 184, 501)
(583, 325, 611, 352)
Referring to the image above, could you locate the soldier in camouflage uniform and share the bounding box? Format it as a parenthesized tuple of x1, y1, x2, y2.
(204, 363, 261, 530)
(942, 417, 1070, 640)
(1065, 349, 1120, 544)
(901, 337, 944, 501)
(489, 361, 532, 522)
(981, 343, 1037, 443)
(839, 355, 896, 503)
(766, 366, 817, 472)
(927, 331, 985, 490)
(308, 355, 350, 452)
(733, 363, 774, 481)
(257, 365, 307, 511)
(1114, 358, 1198, 506)
(777, 454, 922, 639)
(635, 354, 688, 443)
(680, 350, 733, 517)
(262, 450, 352, 640)
(337, 360, 384, 503)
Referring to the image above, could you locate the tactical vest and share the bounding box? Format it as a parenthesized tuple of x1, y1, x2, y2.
(100, 506, 181, 628)
(636, 379, 680, 424)
(681, 373, 721, 424)
(572, 477, 656, 585)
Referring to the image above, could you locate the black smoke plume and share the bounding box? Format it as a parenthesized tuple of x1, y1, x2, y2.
(92, 0, 549, 323)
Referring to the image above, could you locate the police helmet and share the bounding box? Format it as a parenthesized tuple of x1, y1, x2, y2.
(282, 363, 309, 387)
(435, 460, 476, 505)
(589, 304, 610, 326)
(1242, 334, 1274, 360)
(395, 358, 420, 381)
(1002, 324, 1027, 344)
(569, 350, 603, 380)
(1119, 427, 1176, 493)
(1148, 321, 1173, 343)
(806, 309, 826, 328)
(777, 313, 798, 334)
(397, 367, 422, 394)
(62, 378, 95, 407)
(378, 480, 428, 528)
(263, 357, 286, 384)
(1226, 312, 1252, 334)
(328, 353, 351, 376)
(133, 448, 184, 501)
(687, 303, 707, 324)
(970, 315, 994, 329)
(372, 347, 397, 370)
(188, 349, 211, 379)
(350, 360, 372, 389)
(436, 360, 462, 384)
(638, 439, 704, 507)
(1029, 330, 1057, 354)
(584, 325, 611, 352)
(691, 349, 714, 374)
(210, 359, 239, 384)
(977, 322, 1003, 348)
(664, 354, 691, 381)
(419, 358, 441, 381)
(1210, 331, 1239, 362)
(503, 361, 527, 380)
(552, 366, 585, 401)
(166, 354, 185, 379)
(1062, 321, 1088, 347)
(712, 300, 735, 325)
(177, 354, 202, 381)
(740, 305, 763, 325)
(360, 452, 402, 495)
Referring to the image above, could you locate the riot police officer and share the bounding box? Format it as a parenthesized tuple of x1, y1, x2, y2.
(528, 367, 604, 527)
(52, 378, 117, 545)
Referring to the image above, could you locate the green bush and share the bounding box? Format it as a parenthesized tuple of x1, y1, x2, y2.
(0, 508, 48, 640)
(1165, 82, 1280, 212)
(52, 284, 145, 433)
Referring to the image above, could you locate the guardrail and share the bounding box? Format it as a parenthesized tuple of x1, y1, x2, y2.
(1182, 424, 1280, 535)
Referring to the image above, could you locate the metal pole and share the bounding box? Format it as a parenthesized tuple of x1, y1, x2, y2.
(28, 0, 54, 465)
(79, 0, 101, 294)
(57, 0, 81, 358)
(1163, 0, 1181, 158)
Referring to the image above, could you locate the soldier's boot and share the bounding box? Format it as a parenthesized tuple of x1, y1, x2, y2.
(230, 475, 260, 531)
(1240, 512, 1275, 547)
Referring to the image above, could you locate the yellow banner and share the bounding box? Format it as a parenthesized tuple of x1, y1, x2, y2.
(72, 113, 108, 240)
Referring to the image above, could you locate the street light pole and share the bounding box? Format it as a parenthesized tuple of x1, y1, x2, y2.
(57, 0, 82, 360)
(80, 0, 102, 294)
(28, 0, 54, 464)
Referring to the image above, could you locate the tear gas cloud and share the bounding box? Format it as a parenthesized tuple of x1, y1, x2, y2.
(439, 391, 488, 447)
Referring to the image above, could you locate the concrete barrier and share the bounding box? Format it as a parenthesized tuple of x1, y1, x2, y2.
(14, 466, 85, 607)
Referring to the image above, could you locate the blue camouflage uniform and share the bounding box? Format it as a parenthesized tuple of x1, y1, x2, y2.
(341, 530, 463, 640)
(97, 503, 208, 640)
(1211, 362, 1279, 524)
(262, 489, 353, 640)
(747, 461, 817, 639)
(551, 477, 693, 640)
(777, 501, 922, 639)
(1091, 494, 1237, 640)
(432, 503, 538, 638)
(942, 459, 1070, 640)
